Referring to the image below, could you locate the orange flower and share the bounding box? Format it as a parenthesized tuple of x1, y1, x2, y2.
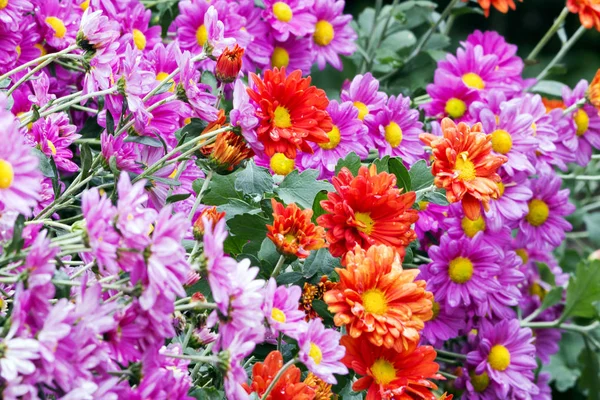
(243, 351, 315, 400)
(216, 44, 244, 83)
(324, 245, 433, 352)
(300, 276, 336, 320)
(542, 97, 565, 113)
(193, 206, 226, 240)
(568, 0, 600, 31)
(317, 165, 418, 258)
(341, 335, 442, 400)
(303, 373, 333, 400)
(247, 67, 332, 158)
(467, 0, 521, 17)
(590, 69, 600, 111)
(208, 130, 254, 171)
(419, 118, 507, 220)
(267, 199, 326, 258)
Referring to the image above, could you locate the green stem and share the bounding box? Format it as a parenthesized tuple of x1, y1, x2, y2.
(182, 321, 195, 350)
(563, 98, 586, 116)
(526, 7, 570, 62)
(536, 25, 587, 81)
(367, 0, 400, 70)
(0, 44, 77, 82)
(558, 174, 600, 181)
(435, 349, 467, 360)
(6, 57, 55, 97)
(189, 171, 213, 220)
(261, 359, 297, 400)
(409, 0, 460, 61)
(271, 254, 286, 278)
(359, 0, 383, 74)
(163, 353, 221, 364)
(174, 302, 218, 312)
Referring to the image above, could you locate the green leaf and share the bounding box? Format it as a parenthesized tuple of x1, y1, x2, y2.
(311, 190, 329, 222)
(124, 135, 163, 148)
(276, 272, 304, 285)
(423, 189, 449, 205)
(148, 176, 181, 186)
(539, 286, 564, 313)
(80, 144, 93, 180)
(166, 193, 192, 204)
(201, 70, 218, 93)
(178, 118, 208, 141)
(530, 80, 567, 98)
(584, 213, 600, 246)
(409, 160, 433, 191)
(217, 199, 262, 221)
(257, 238, 281, 276)
(276, 169, 333, 209)
(336, 380, 363, 400)
(303, 248, 340, 279)
(234, 161, 273, 196)
(422, 33, 451, 51)
(544, 332, 584, 392)
(388, 158, 411, 192)
(372, 156, 390, 173)
(561, 260, 600, 321)
(32, 148, 54, 178)
(202, 170, 244, 205)
(189, 387, 223, 400)
(578, 340, 600, 400)
(227, 213, 269, 243)
(380, 30, 416, 52)
(5, 214, 25, 255)
(334, 152, 362, 176)
(0, 78, 10, 89)
(105, 111, 115, 135)
(312, 299, 334, 325)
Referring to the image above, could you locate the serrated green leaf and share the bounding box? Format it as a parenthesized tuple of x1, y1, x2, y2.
(423, 189, 449, 205)
(276, 169, 333, 210)
(380, 30, 416, 52)
(372, 156, 390, 173)
(189, 387, 223, 400)
(543, 332, 584, 392)
(312, 299, 334, 324)
(578, 340, 600, 400)
(388, 158, 411, 192)
(217, 199, 261, 221)
(124, 135, 163, 148)
(561, 260, 600, 321)
(540, 286, 564, 313)
(409, 160, 433, 191)
(303, 248, 340, 279)
(166, 193, 192, 204)
(234, 161, 273, 196)
(334, 152, 362, 176)
(202, 170, 244, 205)
(257, 238, 280, 275)
(276, 272, 304, 285)
(227, 213, 269, 243)
(32, 148, 54, 178)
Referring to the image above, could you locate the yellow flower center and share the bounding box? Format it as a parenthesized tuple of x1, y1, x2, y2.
(0, 159, 15, 189)
(371, 358, 397, 385)
(488, 344, 511, 371)
(273, 105, 292, 128)
(270, 153, 295, 176)
(454, 152, 476, 181)
(432, 301, 440, 319)
(196, 24, 208, 47)
(361, 289, 388, 315)
(353, 101, 369, 121)
(132, 29, 147, 50)
(45, 17, 67, 39)
(313, 20, 334, 46)
(445, 97, 467, 119)
(35, 43, 47, 57)
(80, 0, 89, 11)
(526, 199, 549, 227)
(461, 216, 485, 238)
(47, 140, 57, 156)
(273, 2, 293, 22)
(15, 45, 21, 59)
(318, 125, 341, 150)
(574, 109, 589, 136)
(183, 117, 192, 125)
(531, 122, 537, 135)
(284, 233, 296, 243)
(448, 257, 474, 284)
(156, 71, 175, 92)
(529, 282, 547, 300)
(355, 212, 375, 235)
(147, 223, 154, 236)
(309, 343, 323, 365)
(469, 371, 490, 392)
(516, 248, 529, 264)
(418, 201, 429, 211)
(497, 182, 505, 197)
(271, 307, 287, 323)
(462, 73, 485, 90)
(490, 129, 513, 154)
(0, 0, 7, 9)
(168, 168, 178, 179)
(271, 47, 290, 69)
(384, 122, 403, 148)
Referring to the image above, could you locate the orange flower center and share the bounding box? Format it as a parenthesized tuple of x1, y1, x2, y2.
(314, 20, 334, 46)
(461, 216, 485, 238)
(516, 248, 528, 264)
(454, 152, 476, 181)
(45, 17, 67, 39)
(319, 125, 341, 150)
(574, 109, 589, 136)
(361, 289, 388, 315)
(353, 101, 369, 121)
(490, 129, 513, 154)
(448, 257, 474, 284)
(274, 105, 292, 128)
(355, 212, 375, 235)
(270, 153, 295, 176)
(526, 199, 549, 227)
(0, 159, 14, 189)
(384, 122, 403, 148)
(309, 343, 323, 365)
(469, 370, 490, 392)
(445, 98, 467, 119)
(271, 307, 287, 323)
(462, 73, 485, 90)
(488, 344, 511, 371)
(273, 2, 293, 22)
(371, 358, 397, 385)
(432, 301, 440, 319)
(271, 47, 290, 69)
(196, 24, 208, 47)
(133, 29, 147, 50)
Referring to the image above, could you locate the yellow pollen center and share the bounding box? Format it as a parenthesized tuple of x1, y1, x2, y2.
(318, 125, 341, 150)
(353, 101, 369, 121)
(448, 257, 474, 284)
(47, 140, 57, 155)
(469, 371, 490, 392)
(196, 24, 208, 47)
(462, 72, 485, 90)
(15, 45, 21, 59)
(516, 248, 529, 264)
(384, 122, 403, 148)
(355, 212, 375, 235)
(454, 152, 476, 181)
(156, 72, 175, 92)
(270, 153, 295, 176)
(488, 345, 511, 371)
(445, 97, 467, 119)
(361, 289, 388, 315)
(490, 129, 513, 154)
(371, 358, 397, 385)
(284, 233, 296, 243)
(0, 159, 14, 189)
(313, 20, 334, 46)
(45, 17, 67, 39)
(526, 199, 549, 227)
(273, 2, 293, 22)
(273, 105, 292, 128)
(529, 282, 547, 300)
(168, 168, 178, 179)
(574, 109, 589, 136)
(432, 301, 440, 319)
(271, 47, 290, 69)
(309, 343, 323, 365)
(35, 43, 47, 57)
(0, 0, 7, 9)
(531, 122, 537, 135)
(461, 216, 485, 238)
(418, 201, 429, 211)
(80, 0, 89, 10)
(132, 29, 147, 50)
(271, 307, 287, 323)
(497, 182, 505, 197)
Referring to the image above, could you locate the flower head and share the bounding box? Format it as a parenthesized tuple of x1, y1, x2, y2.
(216, 44, 245, 83)
(568, 0, 600, 31)
(470, 0, 521, 17)
(590, 69, 600, 110)
(263, 278, 307, 336)
(562, 80, 600, 166)
(193, 206, 226, 240)
(311, 0, 357, 71)
(340, 72, 387, 124)
(270, 36, 314, 76)
(424, 70, 480, 122)
(263, 0, 317, 41)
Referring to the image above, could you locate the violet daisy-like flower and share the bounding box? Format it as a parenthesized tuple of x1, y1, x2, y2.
(367, 94, 425, 165)
(517, 173, 575, 248)
(263, 278, 306, 337)
(0, 24, 20, 73)
(203, 5, 237, 58)
(0, 333, 40, 383)
(115, 173, 156, 247)
(514, 239, 569, 286)
(415, 201, 447, 247)
(231, 79, 261, 153)
(14, 17, 43, 68)
(30, 113, 81, 173)
(28, 71, 56, 108)
(311, 0, 356, 70)
(299, 100, 369, 179)
(424, 233, 502, 310)
(177, 50, 219, 122)
(77, 9, 120, 51)
(340, 72, 387, 124)
(0, 0, 32, 26)
(37, 0, 79, 50)
(270, 36, 313, 76)
(438, 43, 502, 94)
(466, 319, 539, 398)
(100, 131, 139, 172)
(485, 170, 532, 232)
(297, 318, 348, 384)
(236, 0, 273, 72)
(424, 69, 480, 122)
(263, 0, 317, 41)
(422, 299, 465, 347)
(203, 217, 238, 304)
(82, 41, 119, 96)
(120, 2, 161, 53)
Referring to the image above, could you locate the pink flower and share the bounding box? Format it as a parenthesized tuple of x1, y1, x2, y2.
(263, 0, 317, 42)
(262, 278, 306, 336)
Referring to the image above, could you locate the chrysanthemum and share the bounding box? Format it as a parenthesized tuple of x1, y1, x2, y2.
(466, 319, 539, 398)
(120, 2, 161, 52)
(300, 276, 336, 321)
(236, 0, 273, 72)
(517, 173, 575, 248)
(470, 0, 521, 17)
(590, 69, 600, 110)
(37, 0, 79, 50)
(270, 36, 314, 76)
(311, 0, 357, 71)
(484, 170, 532, 232)
(263, 0, 317, 41)
(568, 0, 600, 31)
(341, 335, 442, 400)
(437, 43, 502, 94)
(340, 72, 388, 124)
(30, 113, 80, 173)
(77, 9, 120, 52)
(0, 333, 40, 383)
(267, 199, 326, 259)
(414, 201, 447, 247)
(420, 118, 507, 220)
(0, 0, 32, 25)
(247, 67, 332, 158)
(263, 278, 307, 337)
(216, 44, 244, 83)
(424, 70, 480, 122)
(317, 165, 418, 258)
(421, 298, 465, 347)
(324, 245, 433, 352)
(367, 95, 425, 165)
(177, 50, 219, 122)
(300, 100, 369, 180)
(207, 130, 255, 172)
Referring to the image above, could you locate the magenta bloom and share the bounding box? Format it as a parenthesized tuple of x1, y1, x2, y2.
(437, 43, 502, 94)
(82, 41, 119, 96)
(421, 299, 465, 347)
(311, 0, 356, 70)
(78, 9, 120, 51)
(177, 50, 219, 122)
(101, 131, 139, 172)
(37, 0, 79, 50)
(270, 36, 314, 76)
(231, 79, 261, 153)
(0, 333, 40, 383)
(299, 100, 369, 179)
(415, 202, 447, 247)
(115, 173, 156, 248)
(296, 318, 347, 384)
(485, 171, 533, 232)
(120, 2, 161, 53)
(0, 24, 20, 74)
(0, 0, 32, 25)
(340, 72, 387, 125)
(203, 217, 238, 305)
(467, 319, 539, 398)
(236, 0, 273, 72)
(263, 0, 316, 41)
(517, 173, 575, 248)
(28, 71, 56, 108)
(30, 113, 80, 172)
(262, 278, 306, 337)
(424, 70, 480, 122)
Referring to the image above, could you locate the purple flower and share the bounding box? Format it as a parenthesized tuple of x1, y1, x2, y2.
(78, 9, 120, 51)
(296, 318, 347, 384)
(424, 69, 480, 122)
(28, 71, 56, 107)
(485, 170, 533, 232)
(270, 36, 313, 76)
(415, 202, 447, 248)
(231, 79, 261, 153)
(119, 2, 161, 53)
(0, 24, 20, 74)
(115, 173, 156, 247)
(262, 278, 306, 336)
(299, 100, 369, 179)
(0, 334, 39, 383)
(514, 240, 569, 286)
(37, 0, 79, 50)
(30, 113, 81, 172)
(263, 0, 317, 42)
(340, 72, 387, 124)
(533, 372, 552, 400)
(82, 41, 119, 96)
(177, 50, 219, 122)
(437, 43, 502, 94)
(174, 1, 230, 56)
(0, 0, 32, 26)
(101, 131, 139, 172)
(311, 0, 356, 70)
(204, 5, 236, 58)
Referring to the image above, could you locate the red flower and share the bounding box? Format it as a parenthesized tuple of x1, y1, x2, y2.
(216, 44, 244, 83)
(467, 0, 521, 17)
(193, 206, 225, 240)
(541, 98, 565, 113)
(568, 0, 600, 31)
(317, 165, 418, 258)
(590, 69, 600, 111)
(247, 67, 332, 158)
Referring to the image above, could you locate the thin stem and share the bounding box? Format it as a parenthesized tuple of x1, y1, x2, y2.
(182, 322, 195, 350)
(69, 262, 95, 279)
(409, 0, 460, 61)
(271, 254, 286, 278)
(558, 174, 600, 181)
(526, 7, 570, 61)
(261, 359, 297, 400)
(435, 349, 467, 360)
(563, 98, 586, 116)
(438, 371, 458, 380)
(368, 0, 400, 70)
(522, 307, 545, 324)
(536, 25, 587, 81)
(6, 57, 55, 97)
(0, 44, 77, 82)
(189, 171, 213, 220)
(359, 0, 383, 73)
(51, 279, 131, 292)
(163, 353, 221, 364)
(174, 302, 218, 311)
(566, 231, 588, 239)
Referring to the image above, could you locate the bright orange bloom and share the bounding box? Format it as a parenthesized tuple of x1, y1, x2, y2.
(247, 67, 332, 158)
(590, 69, 600, 111)
(209, 130, 254, 171)
(341, 335, 442, 400)
(267, 199, 326, 258)
(300, 276, 336, 320)
(467, 0, 521, 17)
(419, 118, 507, 220)
(542, 97, 565, 113)
(193, 206, 226, 240)
(568, 0, 600, 31)
(317, 165, 418, 258)
(216, 44, 244, 83)
(243, 351, 315, 400)
(303, 373, 333, 400)
(324, 245, 433, 352)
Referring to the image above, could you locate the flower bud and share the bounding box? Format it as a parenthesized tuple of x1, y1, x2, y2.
(193, 206, 226, 240)
(215, 45, 244, 84)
